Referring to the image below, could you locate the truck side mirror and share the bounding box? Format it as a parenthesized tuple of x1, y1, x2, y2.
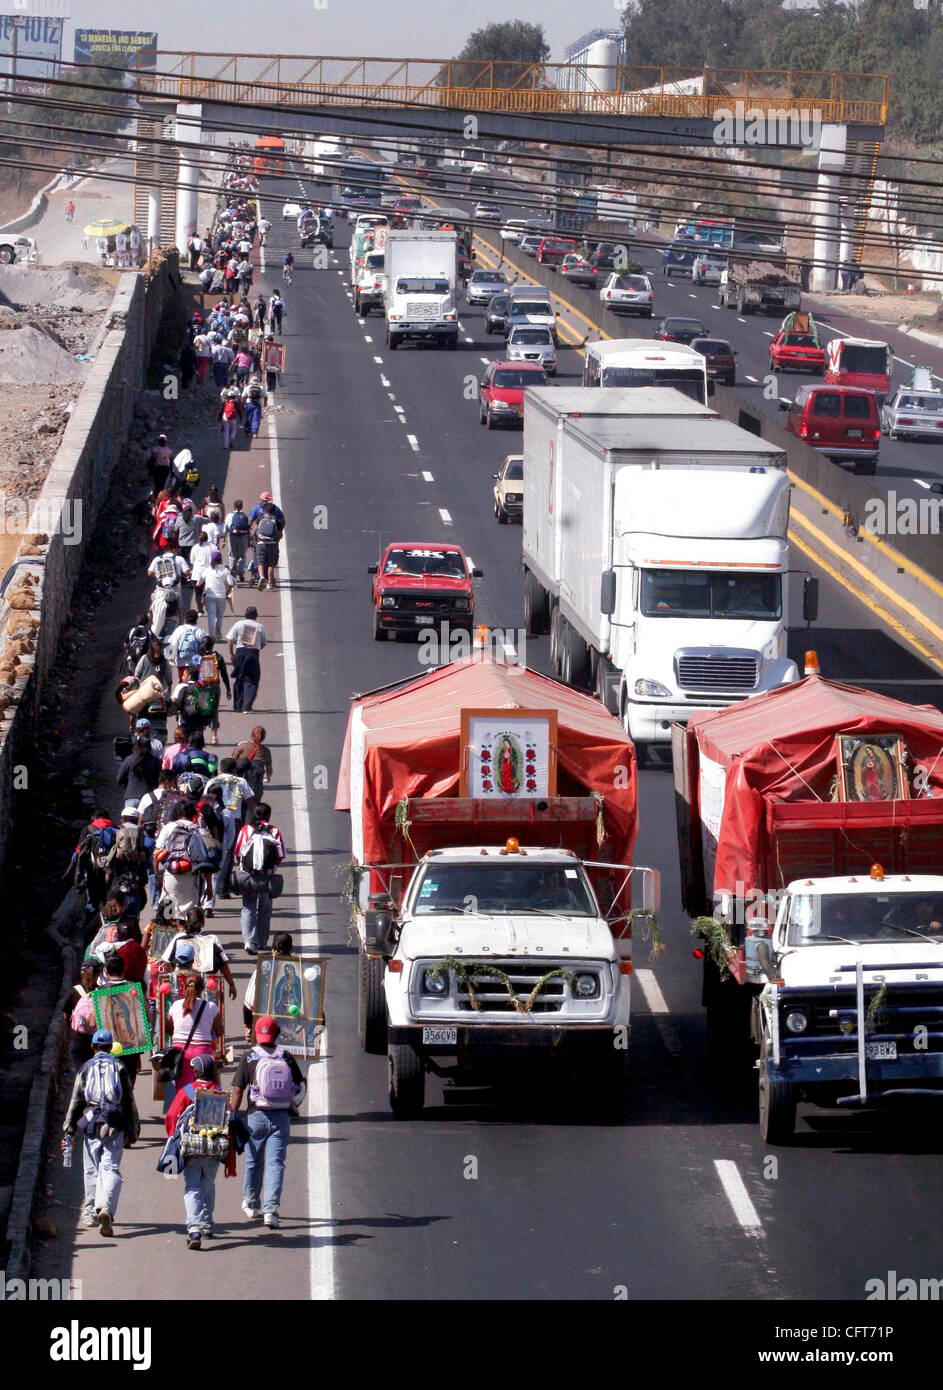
(364, 909, 394, 956)
(777, 399, 789, 411)
(472, 567, 484, 578)
(600, 568, 616, 616)
(802, 574, 819, 624)
(367, 563, 378, 575)
(932, 481, 943, 496)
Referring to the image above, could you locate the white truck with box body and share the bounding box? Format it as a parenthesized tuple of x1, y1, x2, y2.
(384, 229, 459, 350)
(522, 388, 809, 757)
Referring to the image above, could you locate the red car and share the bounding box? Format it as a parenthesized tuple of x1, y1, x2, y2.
(769, 324, 826, 374)
(479, 361, 548, 429)
(368, 543, 482, 641)
(391, 196, 423, 228)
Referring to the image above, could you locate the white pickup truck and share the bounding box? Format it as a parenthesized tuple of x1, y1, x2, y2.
(753, 869, 943, 1143)
(0, 234, 39, 265)
(361, 841, 659, 1117)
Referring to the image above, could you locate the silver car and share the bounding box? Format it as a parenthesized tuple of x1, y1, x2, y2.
(466, 268, 509, 306)
(506, 325, 557, 375)
(881, 387, 943, 441)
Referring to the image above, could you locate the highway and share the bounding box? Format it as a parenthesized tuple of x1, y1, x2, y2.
(35, 160, 943, 1306)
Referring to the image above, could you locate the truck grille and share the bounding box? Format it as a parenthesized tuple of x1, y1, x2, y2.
(782, 986, 943, 1051)
(456, 960, 569, 1014)
(675, 652, 759, 691)
(406, 301, 437, 319)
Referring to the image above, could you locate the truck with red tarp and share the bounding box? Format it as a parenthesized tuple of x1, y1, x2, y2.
(335, 656, 658, 1117)
(673, 668, 943, 1142)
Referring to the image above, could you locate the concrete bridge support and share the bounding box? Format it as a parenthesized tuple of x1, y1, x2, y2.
(811, 124, 847, 292)
(174, 102, 203, 253)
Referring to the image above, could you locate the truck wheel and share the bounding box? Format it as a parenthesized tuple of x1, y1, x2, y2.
(523, 569, 549, 636)
(758, 1034, 796, 1144)
(358, 945, 388, 1054)
(496, 502, 508, 524)
(563, 620, 589, 688)
(372, 610, 388, 641)
(0, 246, 14, 265)
(354, 292, 361, 315)
(387, 332, 399, 351)
(388, 1043, 425, 1118)
(447, 334, 457, 350)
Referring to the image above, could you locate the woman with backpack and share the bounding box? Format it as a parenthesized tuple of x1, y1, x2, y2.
(164, 1053, 232, 1249)
(219, 389, 241, 450)
(164, 971, 225, 1114)
(202, 551, 235, 643)
(63, 1028, 140, 1236)
(232, 725, 272, 803)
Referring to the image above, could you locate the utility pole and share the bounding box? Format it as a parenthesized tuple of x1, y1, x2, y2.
(6, 15, 26, 117)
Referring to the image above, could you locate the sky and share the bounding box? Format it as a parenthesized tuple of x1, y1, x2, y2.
(58, 0, 611, 65)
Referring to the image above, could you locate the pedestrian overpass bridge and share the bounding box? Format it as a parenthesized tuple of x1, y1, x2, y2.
(131, 53, 889, 290)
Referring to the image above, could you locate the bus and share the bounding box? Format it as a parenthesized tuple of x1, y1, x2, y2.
(253, 136, 286, 174)
(582, 340, 709, 403)
(337, 157, 384, 210)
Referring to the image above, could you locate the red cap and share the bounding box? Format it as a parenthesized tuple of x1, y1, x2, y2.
(255, 1015, 279, 1043)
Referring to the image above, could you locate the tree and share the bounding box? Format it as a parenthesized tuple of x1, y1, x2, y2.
(448, 21, 550, 89)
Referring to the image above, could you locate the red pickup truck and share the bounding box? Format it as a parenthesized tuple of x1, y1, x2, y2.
(368, 543, 483, 641)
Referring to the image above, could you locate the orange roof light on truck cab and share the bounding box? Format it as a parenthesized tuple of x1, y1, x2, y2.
(804, 650, 820, 675)
(501, 838, 521, 855)
(870, 863, 885, 882)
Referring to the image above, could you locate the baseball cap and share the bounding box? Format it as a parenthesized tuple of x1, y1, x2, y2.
(191, 1054, 216, 1079)
(260, 491, 273, 502)
(255, 1016, 279, 1044)
(174, 941, 196, 964)
(92, 1028, 113, 1047)
(135, 717, 150, 729)
(120, 802, 139, 821)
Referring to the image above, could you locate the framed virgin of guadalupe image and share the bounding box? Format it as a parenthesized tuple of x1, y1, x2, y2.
(253, 953, 327, 1059)
(837, 733, 909, 802)
(460, 709, 558, 799)
(92, 982, 152, 1055)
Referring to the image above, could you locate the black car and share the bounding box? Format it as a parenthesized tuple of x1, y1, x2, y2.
(655, 316, 709, 345)
(485, 292, 510, 335)
(300, 215, 333, 250)
(587, 241, 625, 273)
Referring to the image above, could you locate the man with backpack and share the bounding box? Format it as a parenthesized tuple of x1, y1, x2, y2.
(219, 388, 241, 450)
(242, 374, 266, 439)
(63, 1029, 140, 1236)
(164, 1053, 230, 1249)
(72, 811, 118, 915)
(251, 501, 281, 590)
(230, 1016, 304, 1229)
(107, 803, 152, 919)
(147, 540, 191, 639)
(233, 803, 285, 954)
(224, 498, 251, 583)
(155, 800, 209, 918)
(167, 610, 205, 681)
(172, 654, 219, 738)
(172, 727, 219, 781)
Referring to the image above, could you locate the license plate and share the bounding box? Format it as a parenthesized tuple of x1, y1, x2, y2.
(415, 615, 435, 625)
(866, 1041, 897, 1060)
(847, 428, 862, 439)
(423, 1026, 457, 1045)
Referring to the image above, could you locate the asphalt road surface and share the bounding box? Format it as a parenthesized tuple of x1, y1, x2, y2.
(36, 161, 943, 1304)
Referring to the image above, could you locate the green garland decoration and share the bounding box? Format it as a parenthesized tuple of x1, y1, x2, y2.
(394, 796, 419, 860)
(690, 915, 736, 980)
(866, 983, 888, 1032)
(591, 791, 606, 847)
(427, 956, 577, 1014)
(631, 908, 664, 961)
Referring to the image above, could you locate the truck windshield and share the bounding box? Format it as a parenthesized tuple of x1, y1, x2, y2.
(383, 548, 467, 578)
(839, 344, 889, 375)
(600, 368, 706, 403)
(510, 302, 551, 316)
(786, 891, 943, 946)
(412, 862, 597, 916)
(396, 278, 450, 294)
(640, 570, 782, 619)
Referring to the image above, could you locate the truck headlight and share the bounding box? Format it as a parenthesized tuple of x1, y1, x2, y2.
(785, 1010, 808, 1034)
(634, 678, 671, 698)
(443, 311, 457, 320)
(422, 967, 449, 995)
(573, 972, 600, 999)
(380, 595, 396, 608)
(453, 598, 470, 611)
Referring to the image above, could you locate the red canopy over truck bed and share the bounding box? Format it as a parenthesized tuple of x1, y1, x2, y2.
(673, 673, 943, 928)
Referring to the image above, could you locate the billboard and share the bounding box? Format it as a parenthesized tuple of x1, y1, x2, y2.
(73, 29, 157, 69)
(0, 13, 64, 83)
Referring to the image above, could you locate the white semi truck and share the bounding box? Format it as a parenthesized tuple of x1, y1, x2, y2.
(383, 229, 458, 351)
(522, 388, 811, 758)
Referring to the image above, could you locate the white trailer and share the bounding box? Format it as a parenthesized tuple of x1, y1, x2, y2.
(384, 230, 459, 350)
(522, 388, 806, 758)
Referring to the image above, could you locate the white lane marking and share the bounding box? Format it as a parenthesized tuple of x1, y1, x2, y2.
(373, 356, 384, 364)
(387, 391, 396, 401)
(710, 304, 721, 310)
(915, 477, 930, 489)
(407, 435, 420, 452)
(380, 374, 390, 387)
(745, 374, 758, 383)
(763, 331, 774, 338)
(688, 293, 698, 299)
(269, 415, 335, 1301)
(714, 1160, 764, 1236)
(364, 335, 373, 343)
(439, 507, 453, 525)
(480, 356, 491, 364)
(394, 404, 405, 415)
(635, 968, 669, 1013)
(421, 469, 433, 480)
(737, 316, 747, 323)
